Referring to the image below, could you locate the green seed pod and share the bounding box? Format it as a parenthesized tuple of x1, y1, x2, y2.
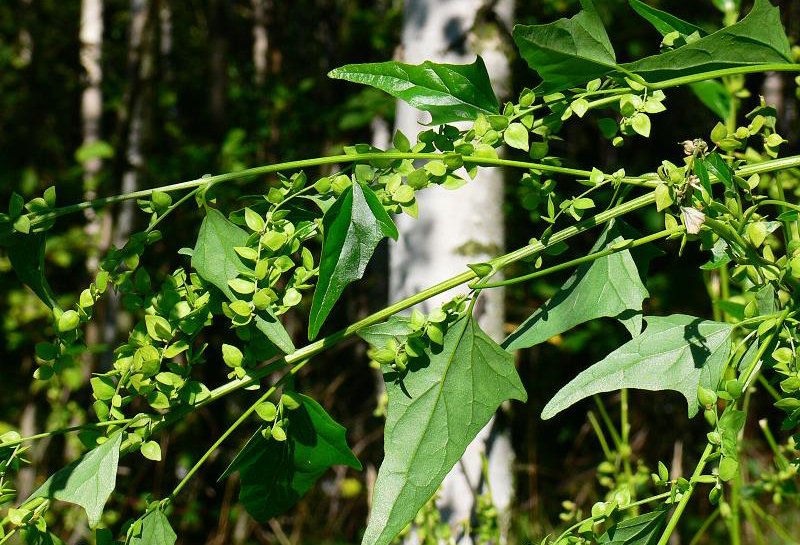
(281, 391, 302, 411)
(331, 174, 352, 195)
(271, 424, 287, 442)
(697, 386, 718, 407)
(708, 485, 722, 505)
(705, 409, 721, 430)
(57, 310, 81, 333)
(314, 176, 332, 193)
(724, 379, 743, 399)
(372, 347, 396, 365)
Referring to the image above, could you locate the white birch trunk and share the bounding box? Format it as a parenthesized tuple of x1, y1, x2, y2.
(80, 0, 104, 273)
(252, 0, 269, 86)
(390, 0, 514, 542)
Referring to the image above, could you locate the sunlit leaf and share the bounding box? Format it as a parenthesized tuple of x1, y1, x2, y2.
(329, 57, 498, 125)
(31, 432, 122, 526)
(542, 315, 734, 420)
(309, 183, 398, 339)
(363, 316, 527, 545)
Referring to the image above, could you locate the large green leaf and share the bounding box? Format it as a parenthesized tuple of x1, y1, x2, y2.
(5, 232, 58, 309)
(503, 222, 653, 351)
(192, 208, 295, 354)
(309, 183, 398, 339)
(628, 0, 706, 37)
(363, 316, 527, 545)
(328, 57, 498, 125)
(542, 314, 734, 420)
(512, 0, 617, 93)
(598, 510, 668, 544)
(222, 394, 361, 521)
(129, 510, 177, 545)
(30, 432, 122, 526)
(622, 0, 791, 84)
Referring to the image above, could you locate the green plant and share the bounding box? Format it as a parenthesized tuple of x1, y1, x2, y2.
(1, 0, 800, 544)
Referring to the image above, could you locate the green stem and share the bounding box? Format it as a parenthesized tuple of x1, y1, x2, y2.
(144, 186, 201, 234)
(656, 443, 715, 545)
(758, 418, 789, 471)
(756, 375, 781, 402)
(27, 152, 651, 229)
(740, 310, 789, 391)
(644, 64, 800, 90)
(0, 417, 143, 449)
(687, 508, 720, 545)
(168, 359, 309, 500)
(555, 491, 673, 543)
(593, 395, 623, 450)
(740, 499, 766, 545)
(176, 191, 661, 419)
(587, 411, 614, 460)
(474, 227, 681, 289)
(620, 387, 636, 507)
(748, 501, 800, 544)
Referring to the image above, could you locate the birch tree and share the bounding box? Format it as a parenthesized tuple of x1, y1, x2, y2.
(80, 0, 105, 274)
(390, 0, 515, 540)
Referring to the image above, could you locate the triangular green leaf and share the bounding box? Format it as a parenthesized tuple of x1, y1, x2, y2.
(223, 394, 360, 521)
(309, 183, 398, 339)
(362, 317, 527, 545)
(628, 0, 706, 37)
(542, 314, 734, 420)
(4, 232, 59, 309)
(129, 510, 176, 545)
(513, 0, 617, 93)
(622, 0, 791, 84)
(598, 510, 668, 544)
(503, 222, 654, 351)
(192, 208, 295, 354)
(329, 57, 499, 125)
(30, 432, 122, 526)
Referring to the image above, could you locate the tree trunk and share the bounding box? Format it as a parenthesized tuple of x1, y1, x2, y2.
(114, 0, 153, 251)
(80, 0, 104, 269)
(252, 0, 270, 86)
(390, 0, 514, 542)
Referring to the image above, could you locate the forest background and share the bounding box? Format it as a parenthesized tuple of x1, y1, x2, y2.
(0, 0, 798, 543)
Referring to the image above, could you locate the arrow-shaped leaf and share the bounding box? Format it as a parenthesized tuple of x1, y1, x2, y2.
(222, 394, 361, 521)
(192, 208, 295, 354)
(628, 0, 706, 37)
(4, 232, 59, 309)
(598, 510, 668, 545)
(309, 183, 397, 339)
(129, 510, 177, 545)
(362, 316, 527, 545)
(503, 222, 655, 351)
(513, 0, 617, 93)
(622, 0, 791, 84)
(542, 314, 734, 420)
(30, 432, 122, 526)
(329, 57, 499, 125)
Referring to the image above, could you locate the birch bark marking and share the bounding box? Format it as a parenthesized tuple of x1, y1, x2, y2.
(252, 0, 270, 86)
(80, 0, 105, 273)
(390, 0, 515, 541)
